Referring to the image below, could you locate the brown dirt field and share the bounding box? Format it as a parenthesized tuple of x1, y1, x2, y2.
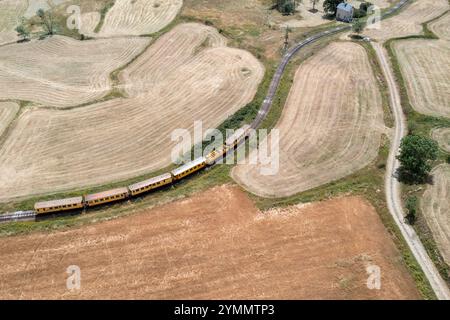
(0, 23, 264, 202)
(431, 128, 450, 152)
(392, 39, 450, 118)
(0, 0, 28, 45)
(0, 101, 19, 137)
(0, 186, 420, 299)
(364, 0, 449, 42)
(94, 0, 183, 37)
(232, 41, 385, 198)
(429, 11, 450, 41)
(0, 36, 151, 108)
(420, 164, 450, 265)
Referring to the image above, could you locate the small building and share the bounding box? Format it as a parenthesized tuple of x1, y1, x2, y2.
(336, 3, 354, 23)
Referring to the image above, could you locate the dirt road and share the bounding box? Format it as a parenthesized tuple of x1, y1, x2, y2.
(373, 42, 450, 300)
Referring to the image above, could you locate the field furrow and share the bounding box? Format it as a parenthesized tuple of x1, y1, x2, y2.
(0, 101, 19, 138)
(429, 11, 450, 40)
(364, 0, 449, 41)
(420, 164, 450, 265)
(0, 23, 264, 202)
(0, 0, 28, 45)
(431, 128, 450, 152)
(232, 42, 384, 198)
(95, 0, 183, 37)
(0, 36, 151, 108)
(393, 39, 450, 118)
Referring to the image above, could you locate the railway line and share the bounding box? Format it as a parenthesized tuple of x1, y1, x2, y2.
(0, 0, 409, 223)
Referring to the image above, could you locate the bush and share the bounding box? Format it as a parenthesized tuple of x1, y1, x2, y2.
(405, 196, 418, 224)
(397, 135, 439, 184)
(353, 8, 367, 19)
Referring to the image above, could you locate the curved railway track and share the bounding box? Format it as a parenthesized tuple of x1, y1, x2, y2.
(0, 0, 409, 222)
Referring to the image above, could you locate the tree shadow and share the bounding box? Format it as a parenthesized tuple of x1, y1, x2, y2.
(395, 168, 434, 185)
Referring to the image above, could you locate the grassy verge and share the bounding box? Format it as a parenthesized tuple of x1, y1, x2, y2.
(383, 12, 450, 288)
(245, 40, 437, 299)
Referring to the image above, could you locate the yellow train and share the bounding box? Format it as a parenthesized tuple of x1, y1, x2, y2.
(34, 125, 252, 215)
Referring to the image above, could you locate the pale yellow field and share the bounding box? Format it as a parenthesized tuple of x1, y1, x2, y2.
(0, 0, 28, 45)
(232, 42, 384, 198)
(431, 128, 450, 152)
(94, 0, 183, 37)
(0, 101, 19, 137)
(393, 39, 450, 118)
(429, 11, 450, 40)
(0, 23, 264, 202)
(364, 0, 449, 41)
(0, 36, 150, 108)
(79, 11, 101, 35)
(421, 164, 450, 265)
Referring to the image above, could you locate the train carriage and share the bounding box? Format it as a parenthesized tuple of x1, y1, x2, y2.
(171, 157, 207, 181)
(128, 173, 173, 196)
(85, 187, 129, 207)
(225, 124, 252, 149)
(34, 197, 84, 214)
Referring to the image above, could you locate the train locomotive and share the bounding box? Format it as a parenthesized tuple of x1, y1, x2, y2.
(34, 125, 252, 215)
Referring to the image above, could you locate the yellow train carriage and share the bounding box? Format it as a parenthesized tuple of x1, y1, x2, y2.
(85, 187, 129, 207)
(171, 157, 207, 181)
(225, 124, 252, 149)
(128, 173, 173, 196)
(34, 196, 84, 214)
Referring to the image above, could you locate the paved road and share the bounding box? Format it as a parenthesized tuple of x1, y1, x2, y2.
(373, 42, 450, 300)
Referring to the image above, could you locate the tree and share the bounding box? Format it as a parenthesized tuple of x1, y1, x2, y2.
(405, 196, 418, 224)
(352, 19, 364, 34)
(397, 135, 438, 183)
(37, 8, 55, 36)
(311, 0, 319, 11)
(323, 0, 344, 15)
(274, 0, 297, 15)
(15, 20, 30, 41)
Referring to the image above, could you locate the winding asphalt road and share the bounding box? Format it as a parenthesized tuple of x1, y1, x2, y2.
(373, 42, 450, 300)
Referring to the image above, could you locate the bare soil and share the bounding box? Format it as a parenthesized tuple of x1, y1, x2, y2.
(0, 185, 420, 299)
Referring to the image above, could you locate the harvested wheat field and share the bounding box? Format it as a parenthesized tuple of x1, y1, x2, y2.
(364, 0, 449, 41)
(79, 11, 101, 35)
(0, 23, 264, 202)
(392, 39, 450, 118)
(0, 36, 151, 108)
(232, 42, 384, 198)
(94, 0, 183, 37)
(432, 128, 450, 152)
(420, 164, 450, 265)
(0, 0, 27, 45)
(429, 11, 450, 40)
(0, 102, 19, 137)
(0, 186, 420, 299)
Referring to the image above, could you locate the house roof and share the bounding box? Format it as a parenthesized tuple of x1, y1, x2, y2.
(337, 3, 353, 12)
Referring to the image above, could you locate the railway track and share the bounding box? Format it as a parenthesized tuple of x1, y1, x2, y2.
(0, 0, 410, 224)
